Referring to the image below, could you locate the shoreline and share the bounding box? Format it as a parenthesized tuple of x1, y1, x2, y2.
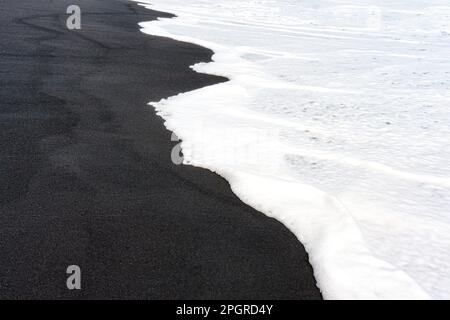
(0, 0, 321, 299)
(133, 0, 440, 299)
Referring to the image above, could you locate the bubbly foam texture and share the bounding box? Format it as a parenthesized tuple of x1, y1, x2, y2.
(135, 0, 450, 299)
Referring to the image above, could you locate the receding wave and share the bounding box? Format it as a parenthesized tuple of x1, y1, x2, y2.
(134, 0, 450, 299)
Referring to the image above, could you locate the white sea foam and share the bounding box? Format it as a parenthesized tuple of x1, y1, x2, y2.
(134, 0, 450, 299)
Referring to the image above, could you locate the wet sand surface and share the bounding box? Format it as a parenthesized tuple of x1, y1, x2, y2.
(0, 0, 321, 299)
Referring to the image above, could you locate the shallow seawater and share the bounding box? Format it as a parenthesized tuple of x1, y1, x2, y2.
(135, 0, 450, 299)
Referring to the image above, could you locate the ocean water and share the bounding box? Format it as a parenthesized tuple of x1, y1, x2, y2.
(134, 0, 450, 299)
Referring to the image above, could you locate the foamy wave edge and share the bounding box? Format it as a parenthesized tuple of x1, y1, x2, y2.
(132, 0, 430, 300)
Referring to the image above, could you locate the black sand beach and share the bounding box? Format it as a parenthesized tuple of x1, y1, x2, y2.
(0, 0, 321, 299)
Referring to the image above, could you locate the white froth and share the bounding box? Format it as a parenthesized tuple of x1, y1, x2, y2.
(134, 0, 450, 299)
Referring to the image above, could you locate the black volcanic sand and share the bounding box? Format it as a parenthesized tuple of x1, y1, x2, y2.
(0, 0, 322, 299)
